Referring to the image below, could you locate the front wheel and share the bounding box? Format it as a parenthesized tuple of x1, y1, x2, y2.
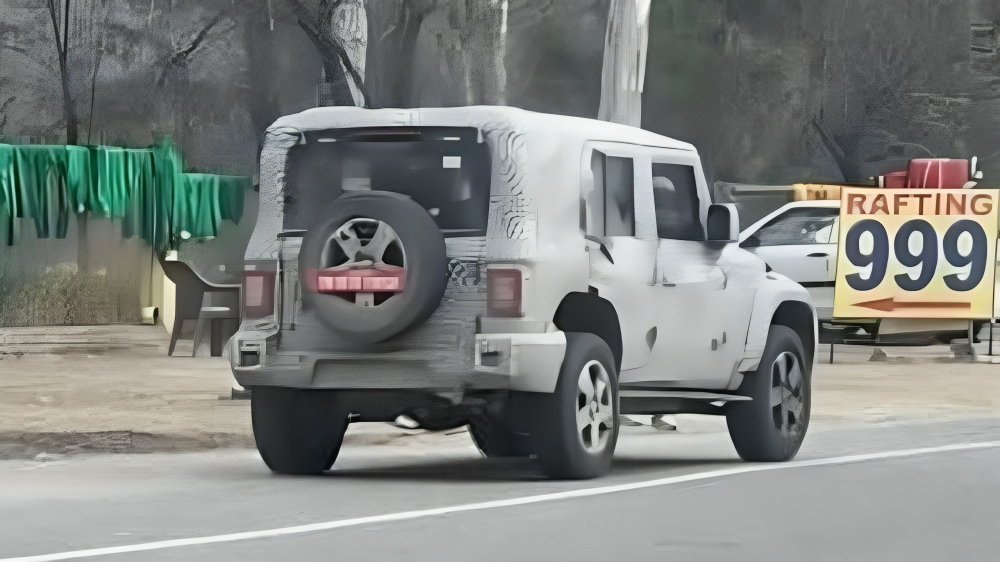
(526, 333, 619, 479)
(251, 386, 350, 474)
(726, 325, 811, 461)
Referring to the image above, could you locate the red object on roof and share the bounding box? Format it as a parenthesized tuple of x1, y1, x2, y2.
(883, 171, 908, 189)
(904, 158, 968, 189)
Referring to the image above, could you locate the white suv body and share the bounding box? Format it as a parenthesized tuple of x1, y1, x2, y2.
(231, 106, 817, 478)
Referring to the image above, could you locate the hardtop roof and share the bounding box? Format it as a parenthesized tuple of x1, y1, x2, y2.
(267, 106, 696, 153)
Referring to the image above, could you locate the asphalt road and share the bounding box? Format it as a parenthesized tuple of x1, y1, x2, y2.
(2, 417, 999, 562)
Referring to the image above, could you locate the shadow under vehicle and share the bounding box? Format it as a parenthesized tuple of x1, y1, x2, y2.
(230, 106, 817, 478)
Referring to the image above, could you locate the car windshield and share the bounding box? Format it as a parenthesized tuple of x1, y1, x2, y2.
(283, 127, 491, 236)
(741, 207, 838, 247)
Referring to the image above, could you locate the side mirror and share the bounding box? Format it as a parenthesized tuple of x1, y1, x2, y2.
(707, 203, 739, 242)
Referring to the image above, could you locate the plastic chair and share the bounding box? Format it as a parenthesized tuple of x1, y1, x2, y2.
(158, 255, 241, 357)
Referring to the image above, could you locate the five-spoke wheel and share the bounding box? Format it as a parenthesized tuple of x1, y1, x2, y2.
(577, 360, 614, 453)
(326, 218, 404, 269)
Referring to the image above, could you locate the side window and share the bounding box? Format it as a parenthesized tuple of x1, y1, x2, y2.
(740, 207, 839, 247)
(651, 163, 702, 241)
(603, 155, 635, 237)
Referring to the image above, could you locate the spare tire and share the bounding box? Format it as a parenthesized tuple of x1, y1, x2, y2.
(299, 191, 447, 344)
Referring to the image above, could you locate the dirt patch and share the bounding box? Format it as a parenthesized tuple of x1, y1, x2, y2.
(0, 325, 253, 458)
(0, 430, 256, 460)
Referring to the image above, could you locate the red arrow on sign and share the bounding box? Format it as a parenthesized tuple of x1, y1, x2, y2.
(852, 298, 971, 312)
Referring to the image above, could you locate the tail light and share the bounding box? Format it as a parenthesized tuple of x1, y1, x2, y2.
(243, 270, 276, 319)
(487, 267, 523, 317)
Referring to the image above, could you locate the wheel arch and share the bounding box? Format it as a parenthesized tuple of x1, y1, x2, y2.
(770, 300, 816, 373)
(552, 292, 623, 373)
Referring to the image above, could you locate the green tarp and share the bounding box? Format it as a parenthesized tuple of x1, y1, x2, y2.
(0, 141, 248, 250)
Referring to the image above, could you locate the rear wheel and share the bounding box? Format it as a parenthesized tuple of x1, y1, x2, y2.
(251, 386, 350, 474)
(726, 325, 811, 461)
(527, 333, 619, 479)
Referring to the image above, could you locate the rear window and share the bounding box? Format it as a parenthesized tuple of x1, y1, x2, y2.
(283, 127, 491, 236)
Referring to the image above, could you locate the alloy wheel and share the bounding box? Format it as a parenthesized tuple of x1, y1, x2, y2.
(770, 351, 805, 438)
(326, 218, 404, 268)
(576, 360, 614, 453)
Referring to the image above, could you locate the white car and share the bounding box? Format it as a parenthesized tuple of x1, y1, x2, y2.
(231, 106, 817, 478)
(739, 201, 839, 321)
(739, 200, 840, 285)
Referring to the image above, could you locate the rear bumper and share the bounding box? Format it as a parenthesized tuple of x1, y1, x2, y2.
(229, 328, 567, 393)
(473, 331, 566, 393)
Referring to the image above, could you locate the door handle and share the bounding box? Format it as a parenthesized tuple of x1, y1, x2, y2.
(807, 252, 829, 257)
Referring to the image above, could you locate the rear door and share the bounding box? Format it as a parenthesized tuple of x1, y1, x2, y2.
(740, 206, 839, 283)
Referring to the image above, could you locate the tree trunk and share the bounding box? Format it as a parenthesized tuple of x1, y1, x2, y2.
(461, 0, 508, 105)
(47, 0, 78, 144)
(597, 0, 650, 127)
(364, 0, 435, 108)
(60, 68, 78, 145)
(297, 0, 368, 107)
(320, 0, 367, 106)
(366, 0, 508, 107)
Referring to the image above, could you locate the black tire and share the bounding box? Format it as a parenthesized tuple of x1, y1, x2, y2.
(526, 333, 619, 479)
(251, 386, 349, 475)
(726, 325, 811, 462)
(299, 191, 448, 344)
(468, 400, 530, 458)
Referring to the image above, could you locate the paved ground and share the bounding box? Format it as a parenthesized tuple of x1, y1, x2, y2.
(1, 418, 998, 560)
(1, 326, 999, 560)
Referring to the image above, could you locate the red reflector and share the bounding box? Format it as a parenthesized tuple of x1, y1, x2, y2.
(318, 275, 363, 292)
(487, 268, 522, 318)
(312, 264, 405, 294)
(363, 276, 402, 291)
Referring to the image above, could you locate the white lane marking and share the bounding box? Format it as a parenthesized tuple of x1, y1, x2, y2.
(5, 441, 1000, 562)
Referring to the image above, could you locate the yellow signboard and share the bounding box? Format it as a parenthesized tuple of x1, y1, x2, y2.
(834, 188, 1000, 319)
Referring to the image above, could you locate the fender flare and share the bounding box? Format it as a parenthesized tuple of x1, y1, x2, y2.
(552, 292, 623, 372)
(744, 278, 818, 369)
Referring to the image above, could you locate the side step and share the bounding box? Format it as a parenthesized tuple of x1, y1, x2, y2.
(619, 389, 750, 416)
